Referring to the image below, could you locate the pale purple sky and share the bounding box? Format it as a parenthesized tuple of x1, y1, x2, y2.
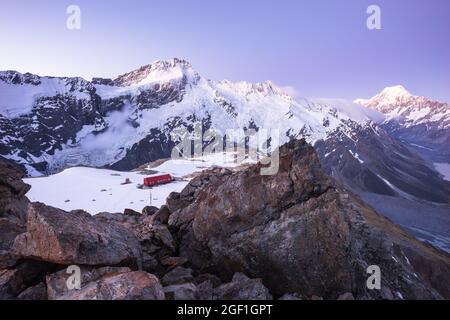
(0, 0, 449, 101)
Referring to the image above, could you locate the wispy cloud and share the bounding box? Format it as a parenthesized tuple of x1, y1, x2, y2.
(276, 84, 299, 98)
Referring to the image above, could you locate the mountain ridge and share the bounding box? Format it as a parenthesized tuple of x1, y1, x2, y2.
(0, 58, 379, 173)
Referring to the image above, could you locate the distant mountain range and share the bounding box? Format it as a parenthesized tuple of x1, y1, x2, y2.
(1, 58, 449, 251)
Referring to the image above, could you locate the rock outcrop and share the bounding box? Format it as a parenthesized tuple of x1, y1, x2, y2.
(12, 203, 142, 269)
(0, 158, 30, 269)
(168, 140, 450, 299)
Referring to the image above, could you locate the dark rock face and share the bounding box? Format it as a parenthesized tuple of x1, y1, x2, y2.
(161, 267, 194, 286)
(0, 260, 52, 300)
(108, 129, 175, 172)
(150, 205, 171, 225)
(0, 160, 58, 299)
(0, 157, 29, 222)
(169, 139, 450, 299)
(12, 203, 142, 268)
(0, 158, 30, 269)
(16, 282, 47, 300)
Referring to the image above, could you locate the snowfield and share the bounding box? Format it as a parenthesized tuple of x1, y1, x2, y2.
(24, 152, 254, 215)
(434, 163, 450, 181)
(25, 167, 186, 215)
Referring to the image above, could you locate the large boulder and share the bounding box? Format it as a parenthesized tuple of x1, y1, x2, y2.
(95, 210, 177, 276)
(12, 203, 142, 268)
(163, 283, 199, 300)
(169, 139, 450, 299)
(53, 271, 165, 300)
(142, 206, 158, 216)
(213, 273, 272, 300)
(46, 266, 132, 300)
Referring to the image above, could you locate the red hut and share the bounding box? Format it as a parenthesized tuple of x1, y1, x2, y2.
(143, 174, 173, 187)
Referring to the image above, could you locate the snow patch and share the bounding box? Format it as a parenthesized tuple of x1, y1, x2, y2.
(349, 150, 364, 163)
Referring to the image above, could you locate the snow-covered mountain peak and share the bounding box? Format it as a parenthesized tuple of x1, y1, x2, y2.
(113, 58, 199, 87)
(354, 85, 450, 130)
(379, 85, 413, 100)
(253, 80, 286, 96)
(151, 57, 192, 69)
(354, 85, 414, 108)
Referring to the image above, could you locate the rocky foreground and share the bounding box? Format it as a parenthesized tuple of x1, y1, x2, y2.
(1, 140, 449, 300)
